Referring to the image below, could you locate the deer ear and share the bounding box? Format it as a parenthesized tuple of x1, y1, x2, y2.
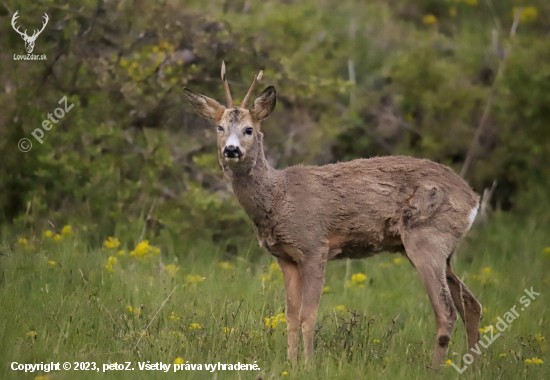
(250, 86, 276, 121)
(183, 88, 225, 121)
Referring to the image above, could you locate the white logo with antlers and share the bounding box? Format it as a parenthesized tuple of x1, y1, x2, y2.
(11, 10, 48, 54)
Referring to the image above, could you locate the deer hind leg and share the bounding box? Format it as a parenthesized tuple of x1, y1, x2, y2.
(446, 263, 482, 353)
(402, 229, 458, 369)
(298, 258, 326, 363)
(277, 257, 303, 364)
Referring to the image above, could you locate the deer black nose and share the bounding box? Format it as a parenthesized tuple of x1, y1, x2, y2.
(224, 145, 242, 158)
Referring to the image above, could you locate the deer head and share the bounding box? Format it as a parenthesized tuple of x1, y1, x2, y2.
(11, 11, 49, 54)
(183, 62, 276, 167)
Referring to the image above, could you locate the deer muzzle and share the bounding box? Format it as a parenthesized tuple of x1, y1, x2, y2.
(224, 145, 243, 160)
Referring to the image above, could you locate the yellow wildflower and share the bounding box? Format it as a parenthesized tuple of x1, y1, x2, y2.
(322, 286, 330, 293)
(61, 225, 73, 235)
(47, 260, 57, 266)
(169, 311, 180, 320)
(173, 357, 184, 365)
(189, 323, 202, 330)
(334, 305, 347, 312)
(347, 273, 367, 289)
(282, 371, 289, 376)
(131, 240, 150, 257)
(185, 275, 204, 283)
(223, 327, 234, 335)
(34, 376, 49, 380)
(472, 267, 497, 285)
(534, 334, 545, 342)
(479, 325, 494, 334)
(117, 250, 125, 256)
(352, 273, 367, 283)
(264, 313, 286, 329)
(119, 58, 129, 67)
(514, 7, 538, 23)
(27, 331, 37, 338)
(270, 262, 281, 272)
(18, 238, 28, 245)
(500, 353, 506, 358)
(54, 234, 62, 242)
(259, 273, 271, 282)
(218, 262, 234, 270)
(422, 14, 438, 25)
(373, 339, 380, 343)
(393, 257, 403, 265)
(542, 247, 550, 257)
(165, 264, 179, 277)
(44, 230, 53, 238)
(445, 359, 452, 364)
(105, 256, 117, 273)
(126, 306, 133, 313)
(129, 240, 160, 260)
(104, 237, 121, 249)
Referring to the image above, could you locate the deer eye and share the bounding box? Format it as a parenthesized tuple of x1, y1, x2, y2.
(244, 127, 253, 135)
(217, 126, 224, 132)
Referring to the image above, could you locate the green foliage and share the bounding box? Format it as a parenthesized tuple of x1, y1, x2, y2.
(0, 0, 549, 249)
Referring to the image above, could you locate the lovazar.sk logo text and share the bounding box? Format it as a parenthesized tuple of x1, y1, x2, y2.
(11, 10, 48, 60)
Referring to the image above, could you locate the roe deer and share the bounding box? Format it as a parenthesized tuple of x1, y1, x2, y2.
(183, 62, 482, 369)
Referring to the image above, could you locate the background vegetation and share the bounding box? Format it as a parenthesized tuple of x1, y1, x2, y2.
(0, 0, 549, 379)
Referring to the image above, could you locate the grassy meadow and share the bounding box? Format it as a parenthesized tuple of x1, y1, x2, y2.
(1, 212, 549, 380)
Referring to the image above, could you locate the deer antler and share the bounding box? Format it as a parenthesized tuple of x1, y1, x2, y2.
(221, 61, 234, 108)
(30, 13, 49, 38)
(241, 70, 263, 108)
(11, 11, 27, 38)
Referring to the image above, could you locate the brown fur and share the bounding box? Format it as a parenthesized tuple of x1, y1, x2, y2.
(183, 67, 482, 368)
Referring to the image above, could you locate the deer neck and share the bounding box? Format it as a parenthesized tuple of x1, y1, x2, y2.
(221, 133, 279, 222)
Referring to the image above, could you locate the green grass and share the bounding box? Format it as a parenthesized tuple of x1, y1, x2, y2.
(1, 212, 549, 379)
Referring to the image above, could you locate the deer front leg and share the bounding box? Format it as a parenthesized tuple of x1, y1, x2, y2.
(298, 258, 326, 363)
(277, 258, 303, 364)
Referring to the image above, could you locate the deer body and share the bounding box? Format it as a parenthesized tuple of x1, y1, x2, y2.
(228, 153, 478, 259)
(184, 63, 483, 369)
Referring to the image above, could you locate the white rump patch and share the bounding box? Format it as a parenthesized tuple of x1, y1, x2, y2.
(467, 204, 479, 230)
